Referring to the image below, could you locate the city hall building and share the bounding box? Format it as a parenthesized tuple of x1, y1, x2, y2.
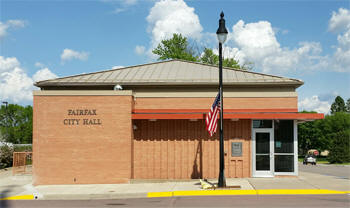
(33, 60, 323, 185)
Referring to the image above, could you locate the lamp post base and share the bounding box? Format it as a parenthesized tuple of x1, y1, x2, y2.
(218, 171, 226, 187)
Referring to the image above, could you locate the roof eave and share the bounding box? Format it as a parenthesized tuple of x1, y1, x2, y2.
(35, 81, 303, 88)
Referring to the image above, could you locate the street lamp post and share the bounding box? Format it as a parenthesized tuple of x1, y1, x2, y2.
(2, 102, 8, 109)
(216, 12, 228, 188)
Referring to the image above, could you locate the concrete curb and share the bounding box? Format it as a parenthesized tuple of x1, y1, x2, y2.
(40, 193, 148, 200)
(148, 189, 350, 198)
(2, 189, 349, 200)
(0, 195, 34, 200)
(1, 193, 149, 200)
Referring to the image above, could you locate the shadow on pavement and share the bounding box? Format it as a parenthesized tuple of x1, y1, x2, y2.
(0, 188, 10, 208)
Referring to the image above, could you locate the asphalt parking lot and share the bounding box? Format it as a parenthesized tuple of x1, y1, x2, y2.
(298, 162, 350, 179)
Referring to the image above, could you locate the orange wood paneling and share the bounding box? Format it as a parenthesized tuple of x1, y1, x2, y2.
(133, 119, 251, 179)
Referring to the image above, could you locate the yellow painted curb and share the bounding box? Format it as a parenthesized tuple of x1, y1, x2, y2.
(147, 191, 173, 197)
(148, 190, 257, 197)
(0, 195, 34, 200)
(148, 189, 350, 198)
(173, 190, 257, 196)
(257, 189, 347, 195)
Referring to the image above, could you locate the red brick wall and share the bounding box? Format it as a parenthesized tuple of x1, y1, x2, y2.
(33, 95, 132, 185)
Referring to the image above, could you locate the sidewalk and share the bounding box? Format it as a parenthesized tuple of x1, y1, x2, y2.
(0, 168, 33, 200)
(1, 167, 349, 200)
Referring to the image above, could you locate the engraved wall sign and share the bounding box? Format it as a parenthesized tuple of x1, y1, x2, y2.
(63, 109, 102, 126)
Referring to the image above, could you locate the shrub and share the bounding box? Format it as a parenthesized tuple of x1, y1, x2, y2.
(13, 144, 32, 152)
(327, 130, 350, 163)
(0, 144, 14, 169)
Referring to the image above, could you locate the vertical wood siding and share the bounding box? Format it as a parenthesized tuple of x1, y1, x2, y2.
(133, 119, 251, 179)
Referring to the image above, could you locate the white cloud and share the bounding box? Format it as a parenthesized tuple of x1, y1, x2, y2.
(262, 42, 328, 73)
(232, 20, 280, 59)
(0, 19, 26, 38)
(6, 20, 26, 28)
(34, 62, 45, 68)
(135, 45, 146, 55)
(0, 67, 33, 103)
(329, 8, 350, 72)
(337, 28, 350, 48)
(102, 0, 138, 15)
(227, 20, 328, 74)
(112, 65, 124, 69)
(297, 41, 322, 55)
(113, 8, 126, 14)
(281, 29, 289, 35)
(0, 56, 57, 104)
(212, 46, 246, 64)
(0, 56, 20, 72)
(138, 4, 348, 74)
(60, 49, 89, 62)
(139, 6, 329, 74)
(298, 95, 331, 114)
(332, 46, 350, 72)
(123, 0, 137, 5)
(32, 68, 58, 82)
(329, 8, 350, 32)
(146, 0, 203, 50)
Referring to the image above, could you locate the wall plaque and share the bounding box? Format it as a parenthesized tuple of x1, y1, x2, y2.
(231, 142, 242, 157)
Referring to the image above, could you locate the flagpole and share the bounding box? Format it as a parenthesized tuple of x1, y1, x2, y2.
(216, 12, 228, 188)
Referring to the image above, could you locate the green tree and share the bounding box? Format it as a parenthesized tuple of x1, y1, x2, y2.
(153, 34, 252, 70)
(346, 98, 350, 113)
(298, 107, 350, 163)
(200, 48, 243, 69)
(320, 112, 350, 163)
(200, 48, 218, 66)
(330, 96, 346, 114)
(222, 57, 241, 69)
(0, 104, 32, 144)
(152, 34, 198, 62)
(298, 111, 326, 154)
(328, 129, 350, 163)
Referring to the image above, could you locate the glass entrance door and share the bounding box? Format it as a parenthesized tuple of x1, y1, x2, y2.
(253, 129, 274, 177)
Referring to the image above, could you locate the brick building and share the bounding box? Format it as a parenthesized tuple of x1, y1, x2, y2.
(33, 60, 323, 185)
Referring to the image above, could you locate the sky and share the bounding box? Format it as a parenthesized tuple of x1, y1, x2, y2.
(1, 0, 349, 114)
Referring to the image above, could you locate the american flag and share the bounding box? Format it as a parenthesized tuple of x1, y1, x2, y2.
(206, 92, 221, 137)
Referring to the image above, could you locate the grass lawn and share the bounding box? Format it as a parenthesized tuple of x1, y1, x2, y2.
(298, 157, 350, 165)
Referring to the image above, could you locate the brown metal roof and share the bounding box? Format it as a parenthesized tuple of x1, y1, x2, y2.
(34, 59, 304, 87)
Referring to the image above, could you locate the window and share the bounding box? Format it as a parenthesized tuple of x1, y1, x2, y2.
(253, 120, 272, 128)
(274, 120, 294, 153)
(274, 120, 294, 172)
(275, 155, 294, 172)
